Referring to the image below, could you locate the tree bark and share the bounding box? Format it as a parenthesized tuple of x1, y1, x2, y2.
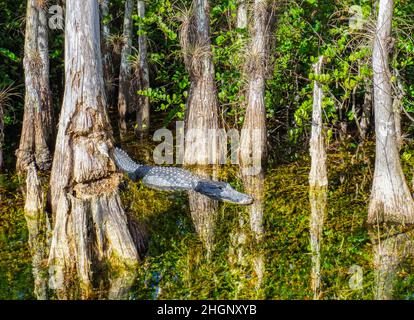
(181, 0, 219, 166)
(16, 0, 54, 299)
(239, 0, 268, 176)
(118, 0, 135, 138)
(309, 56, 328, 300)
(16, 0, 53, 173)
(309, 57, 328, 189)
(368, 0, 414, 225)
(134, 0, 150, 139)
(180, 0, 219, 256)
(48, 0, 139, 299)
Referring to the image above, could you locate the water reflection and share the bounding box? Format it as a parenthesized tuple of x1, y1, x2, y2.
(309, 187, 327, 299)
(188, 166, 218, 259)
(371, 228, 414, 299)
(23, 164, 50, 300)
(228, 169, 265, 298)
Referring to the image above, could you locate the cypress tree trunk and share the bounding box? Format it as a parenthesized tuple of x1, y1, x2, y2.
(181, 0, 219, 166)
(368, 0, 414, 225)
(16, 0, 53, 173)
(117, 0, 134, 138)
(135, 0, 150, 139)
(309, 56, 328, 300)
(180, 0, 219, 256)
(16, 0, 54, 299)
(239, 0, 268, 175)
(309, 57, 328, 190)
(48, 0, 139, 299)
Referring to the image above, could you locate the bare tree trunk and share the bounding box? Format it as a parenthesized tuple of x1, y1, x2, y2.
(48, 0, 139, 299)
(309, 56, 328, 300)
(16, 0, 53, 173)
(180, 0, 219, 256)
(134, 0, 150, 140)
(239, 0, 268, 176)
(118, 0, 134, 138)
(368, 0, 414, 225)
(181, 0, 219, 166)
(236, 0, 247, 29)
(309, 57, 328, 190)
(100, 0, 115, 107)
(16, 0, 54, 299)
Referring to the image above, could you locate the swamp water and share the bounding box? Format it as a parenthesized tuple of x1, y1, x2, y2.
(1, 144, 414, 300)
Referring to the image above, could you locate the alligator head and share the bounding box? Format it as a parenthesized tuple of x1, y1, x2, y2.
(194, 179, 254, 205)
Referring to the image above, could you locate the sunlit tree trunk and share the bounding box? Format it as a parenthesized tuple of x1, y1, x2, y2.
(118, 0, 134, 138)
(182, 0, 219, 166)
(368, 0, 414, 225)
(309, 57, 328, 190)
(239, 0, 268, 175)
(309, 56, 328, 300)
(180, 0, 219, 256)
(16, 0, 54, 299)
(48, 0, 139, 299)
(134, 0, 150, 139)
(16, 0, 53, 173)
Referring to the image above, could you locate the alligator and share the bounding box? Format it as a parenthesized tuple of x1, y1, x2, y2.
(113, 147, 253, 205)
